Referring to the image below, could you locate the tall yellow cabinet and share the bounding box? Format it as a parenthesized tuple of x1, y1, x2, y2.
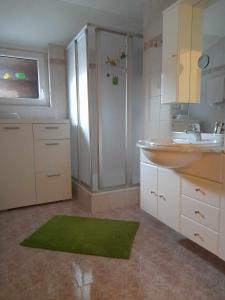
(161, 1, 201, 104)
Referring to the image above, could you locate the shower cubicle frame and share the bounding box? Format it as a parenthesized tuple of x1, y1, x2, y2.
(67, 23, 143, 193)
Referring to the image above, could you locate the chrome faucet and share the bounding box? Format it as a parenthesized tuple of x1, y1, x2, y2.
(185, 130, 201, 141)
(185, 124, 201, 141)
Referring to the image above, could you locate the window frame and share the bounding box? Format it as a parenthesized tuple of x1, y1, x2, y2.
(0, 47, 50, 106)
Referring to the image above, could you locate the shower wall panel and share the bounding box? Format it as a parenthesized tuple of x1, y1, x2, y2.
(76, 31, 91, 187)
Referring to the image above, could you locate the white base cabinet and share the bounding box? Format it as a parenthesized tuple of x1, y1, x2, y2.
(140, 153, 225, 261)
(0, 124, 36, 210)
(140, 163, 180, 231)
(158, 167, 180, 231)
(140, 163, 158, 217)
(0, 120, 72, 211)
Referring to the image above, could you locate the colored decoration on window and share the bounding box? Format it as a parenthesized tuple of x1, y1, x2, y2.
(15, 72, 26, 80)
(3, 72, 10, 80)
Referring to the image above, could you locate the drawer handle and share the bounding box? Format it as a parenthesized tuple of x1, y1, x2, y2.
(194, 210, 205, 219)
(150, 191, 157, 196)
(45, 126, 59, 129)
(47, 174, 61, 177)
(3, 127, 20, 130)
(194, 232, 204, 242)
(45, 143, 60, 146)
(159, 194, 166, 201)
(195, 188, 206, 195)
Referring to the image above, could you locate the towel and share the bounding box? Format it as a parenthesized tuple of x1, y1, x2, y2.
(207, 75, 225, 104)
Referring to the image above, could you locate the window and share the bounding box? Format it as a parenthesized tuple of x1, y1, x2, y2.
(0, 48, 49, 106)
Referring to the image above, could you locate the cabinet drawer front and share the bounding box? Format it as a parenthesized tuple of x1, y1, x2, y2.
(181, 195, 220, 231)
(33, 124, 70, 140)
(181, 216, 218, 255)
(34, 140, 71, 172)
(181, 175, 221, 208)
(36, 172, 72, 204)
(0, 124, 32, 138)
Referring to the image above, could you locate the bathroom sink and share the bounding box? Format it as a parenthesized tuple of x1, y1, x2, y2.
(172, 132, 224, 145)
(137, 136, 223, 169)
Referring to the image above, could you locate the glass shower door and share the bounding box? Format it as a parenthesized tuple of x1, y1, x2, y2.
(97, 30, 127, 189)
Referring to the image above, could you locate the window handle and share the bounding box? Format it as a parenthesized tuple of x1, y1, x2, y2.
(45, 143, 60, 146)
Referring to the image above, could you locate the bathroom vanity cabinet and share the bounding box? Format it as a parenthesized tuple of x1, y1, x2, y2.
(161, 1, 200, 104)
(140, 151, 225, 261)
(140, 163, 180, 231)
(0, 120, 72, 211)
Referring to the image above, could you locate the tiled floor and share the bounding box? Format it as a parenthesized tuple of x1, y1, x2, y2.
(1, 199, 225, 300)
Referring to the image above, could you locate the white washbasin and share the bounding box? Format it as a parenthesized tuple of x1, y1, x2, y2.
(137, 134, 223, 169)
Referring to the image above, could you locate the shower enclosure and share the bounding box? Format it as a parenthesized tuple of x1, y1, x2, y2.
(66, 24, 143, 194)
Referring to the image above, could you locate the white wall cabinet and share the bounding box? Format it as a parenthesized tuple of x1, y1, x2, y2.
(0, 120, 72, 211)
(140, 163, 180, 231)
(161, 1, 200, 104)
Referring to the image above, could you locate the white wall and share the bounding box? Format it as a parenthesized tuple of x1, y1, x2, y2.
(0, 0, 142, 120)
(143, 0, 177, 139)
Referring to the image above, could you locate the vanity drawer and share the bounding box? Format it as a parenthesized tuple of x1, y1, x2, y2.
(33, 124, 70, 140)
(181, 215, 218, 255)
(36, 172, 72, 203)
(181, 195, 220, 231)
(34, 140, 71, 172)
(181, 175, 221, 208)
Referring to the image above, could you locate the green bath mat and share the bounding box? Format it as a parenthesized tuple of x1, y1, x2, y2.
(20, 215, 139, 259)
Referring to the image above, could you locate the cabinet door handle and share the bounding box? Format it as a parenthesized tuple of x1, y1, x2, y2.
(45, 126, 59, 129)
(159, 194, 166, 200)
(150, 191, 157, 196)
(47, 174, 61, 177)
(3, 127, 20, 130)
(45, 143, 60, 146)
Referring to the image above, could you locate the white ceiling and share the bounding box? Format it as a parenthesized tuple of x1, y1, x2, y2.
(60, 0, 143, 20)
(0, 0, 143, 50)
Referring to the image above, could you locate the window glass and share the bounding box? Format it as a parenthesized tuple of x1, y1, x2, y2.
(0, 56, 39, 99)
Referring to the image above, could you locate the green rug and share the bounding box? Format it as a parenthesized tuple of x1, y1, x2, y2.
(20, 215, 139, 259)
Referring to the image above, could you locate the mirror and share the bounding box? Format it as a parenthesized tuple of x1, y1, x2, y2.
(172, 0, 225, 133)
